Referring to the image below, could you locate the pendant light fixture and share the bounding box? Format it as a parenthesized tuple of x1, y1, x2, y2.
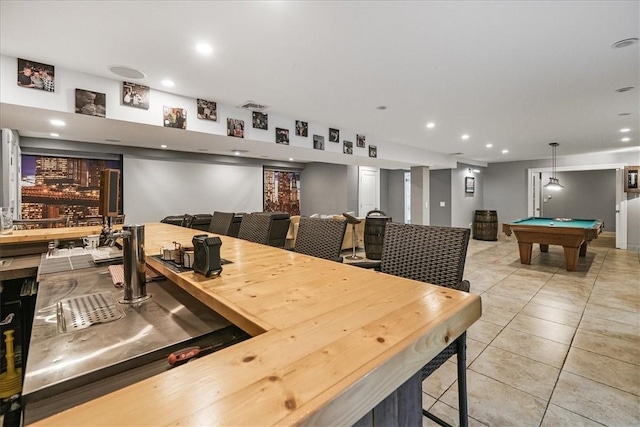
(544, 142, 564, 191)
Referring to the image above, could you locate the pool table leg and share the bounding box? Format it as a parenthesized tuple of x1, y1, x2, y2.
(564, 247, 580, 271)
(540, 244, 549, 252)
(579, 242, 588, 257)
(518, 243, 533, 265)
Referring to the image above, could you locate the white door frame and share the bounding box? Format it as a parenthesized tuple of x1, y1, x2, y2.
(527, 163, 627, 249)
(358, 166, 380, 217)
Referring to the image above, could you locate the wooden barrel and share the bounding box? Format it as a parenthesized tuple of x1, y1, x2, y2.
(473, 210, 498, 241)
(364, 210, 392, 260)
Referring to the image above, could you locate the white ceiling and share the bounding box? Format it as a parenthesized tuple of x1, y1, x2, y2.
(0, 1, 638, 168)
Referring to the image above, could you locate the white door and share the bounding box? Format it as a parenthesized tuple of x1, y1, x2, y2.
(358, 167, 379, 217)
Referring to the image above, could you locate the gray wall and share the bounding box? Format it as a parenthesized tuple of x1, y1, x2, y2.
(300, 162, 349, 216)
(385, 169, 406, 224)
(346, 165, 359, 213)
(410, 166, 430, 225)
(451, 163, 484, 228)
(542, 170, 615, 232)
(430, 169, 452, 227)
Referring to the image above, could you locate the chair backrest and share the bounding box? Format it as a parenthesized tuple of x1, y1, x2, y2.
(380, 223, 470, 290)
(237, 213, 272, 244)
(160, 215, 187, 227)
(294, 217, 347, 262)
(262, 212, 291, 248)
(189, 214, 213, 231)
(209, 211, 235, 235)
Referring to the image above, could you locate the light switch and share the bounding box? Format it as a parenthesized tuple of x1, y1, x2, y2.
(440, 202, 446, 207)
(425, 202, 428, 208)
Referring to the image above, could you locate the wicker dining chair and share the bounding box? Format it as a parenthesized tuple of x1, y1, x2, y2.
(379, 222, 471, 427)
(237, 213, 272, 245)
(209, 211, 235, 235)
(294, 217, 348, 262)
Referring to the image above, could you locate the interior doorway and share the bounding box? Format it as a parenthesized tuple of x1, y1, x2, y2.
(527, 164, 627, 249)
(358, 167, 380, 217)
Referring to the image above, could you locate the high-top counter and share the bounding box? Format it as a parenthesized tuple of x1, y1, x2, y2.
(5, 223, 481, 426)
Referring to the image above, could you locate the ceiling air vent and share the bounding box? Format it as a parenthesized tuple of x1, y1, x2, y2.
(238, 101, 269, 111)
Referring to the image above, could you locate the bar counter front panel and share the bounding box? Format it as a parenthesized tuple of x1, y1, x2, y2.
(2, 223, 481, 426)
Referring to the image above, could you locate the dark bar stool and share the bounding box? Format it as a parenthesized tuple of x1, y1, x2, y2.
(342, 212, 362, 260)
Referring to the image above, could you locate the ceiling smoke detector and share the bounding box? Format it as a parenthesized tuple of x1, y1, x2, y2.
(238, 101, 269, 111)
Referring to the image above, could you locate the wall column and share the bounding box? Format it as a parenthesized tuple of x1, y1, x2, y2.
(410, 166, 430, 225)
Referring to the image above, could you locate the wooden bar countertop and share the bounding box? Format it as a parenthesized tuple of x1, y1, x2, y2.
(6, 223, 482, 426)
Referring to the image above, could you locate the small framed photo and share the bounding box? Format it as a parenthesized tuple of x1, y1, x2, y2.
(356, 134, 366, 148)
(227, 118, 244, 138)
(163, 106, 187, 129)
(465, 177, 475, 194)
(17, 58, 55, 92)
(197, 99, 217, 121)
(276, 128, 290, 145)
(75, 89, 106, 118)
(253, 112, 268, 130)
(369, 145, 377, 158)
(329, 128, 340, 143)
(313, 135, 325, 150)
(343, 140, 353, 155)
(624, 166, 640, 193)
(122, 82, 149, 110)
(295, 120, 308, 137)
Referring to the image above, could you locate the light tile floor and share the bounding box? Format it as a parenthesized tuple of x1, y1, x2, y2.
(421, 234, 640, 426)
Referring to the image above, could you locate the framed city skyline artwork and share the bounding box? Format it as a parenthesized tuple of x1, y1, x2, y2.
(20, 154, 123, 224)
(263, 169, 300, 215)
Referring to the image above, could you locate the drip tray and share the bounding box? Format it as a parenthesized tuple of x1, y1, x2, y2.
(56, 292, 124, 333)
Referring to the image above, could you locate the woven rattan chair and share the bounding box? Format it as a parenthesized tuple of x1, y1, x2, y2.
(237, 213, 272, 244)
(160, 215, 188, 227)
(294, 217, 348, 262)
(379, 223, 471, 427)
(209, 211, 235, 235)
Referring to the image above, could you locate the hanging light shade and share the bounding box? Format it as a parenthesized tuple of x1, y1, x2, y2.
(544, 142, 564, 191)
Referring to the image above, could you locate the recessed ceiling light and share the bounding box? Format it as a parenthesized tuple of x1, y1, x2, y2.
(615, 87, 635, 93)
(376, 106, 388, 110)
(473, 169, 480, 173)
(289, 158, 294, 161)
(195, 43, 213, 55)
(620, 128, 631, 133)
(161, 79, 175, 87)
(108, 65, 146, 79)
(502, 149, 509, 154)
(461, 134, 470, 140)
(197, 148, 209, 152)
(612, 38, 639, 49)
(621, 137, 631, 142)
(50, 133, 59, 137)
(105, 138, 121, 143)
(486, 143, 493, 148)
(160, 144, 168, 149)
(619, 113, 631, 116)
(49, 119, 65, 126)
(426, 122, 435, 129)
(230, 149, 248, 155)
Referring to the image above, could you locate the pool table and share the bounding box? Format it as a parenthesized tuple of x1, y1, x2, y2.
(502, 217, 604, 271)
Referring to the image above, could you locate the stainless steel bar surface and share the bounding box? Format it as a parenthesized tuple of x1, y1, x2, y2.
(22, 264, 238, 414)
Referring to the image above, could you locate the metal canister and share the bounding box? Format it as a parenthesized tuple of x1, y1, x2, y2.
(121, 224, 150, 303)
